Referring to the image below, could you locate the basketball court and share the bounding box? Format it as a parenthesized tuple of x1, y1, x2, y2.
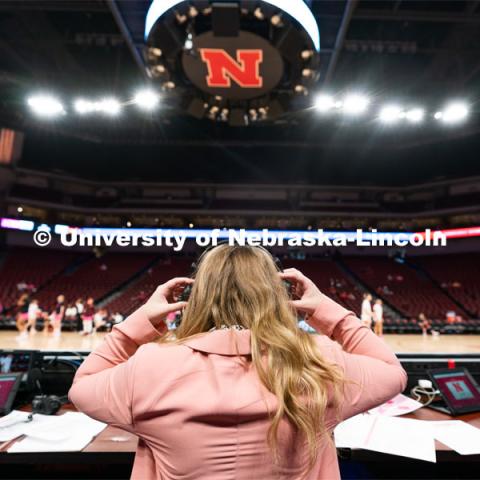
(1, 331, 479, 354)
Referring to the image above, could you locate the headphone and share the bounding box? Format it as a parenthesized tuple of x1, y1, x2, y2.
(176, 243, 293, 314)
(32, 394, 68, 415)
(190, 242, 285, 274)
(28, 367, 71, 416)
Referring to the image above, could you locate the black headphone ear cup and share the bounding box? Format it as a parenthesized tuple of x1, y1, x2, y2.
(179, 285, 193, 302)
(273, 256, 283, 271)
(48, 396, 62, 415)
(283, 280, 293, 298)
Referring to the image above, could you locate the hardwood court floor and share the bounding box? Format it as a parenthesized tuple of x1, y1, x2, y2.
(1, 330, 479, 354)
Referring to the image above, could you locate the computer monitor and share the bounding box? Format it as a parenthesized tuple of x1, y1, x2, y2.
(0, 350, 34, 383)
(0, 373, 22, 415)
(428, 368, 480, 415)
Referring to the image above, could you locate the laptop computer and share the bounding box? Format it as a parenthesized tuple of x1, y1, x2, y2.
(427, 368, 480, 416)
(0, 373, 23, 415)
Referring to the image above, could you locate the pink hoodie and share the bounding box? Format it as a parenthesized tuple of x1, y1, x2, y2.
(69, 294, 407, 479)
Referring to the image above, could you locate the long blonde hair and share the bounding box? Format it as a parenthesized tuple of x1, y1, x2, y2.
(165, 245, 343, 469)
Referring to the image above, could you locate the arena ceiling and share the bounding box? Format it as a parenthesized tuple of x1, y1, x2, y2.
(0, 0, 479, 185)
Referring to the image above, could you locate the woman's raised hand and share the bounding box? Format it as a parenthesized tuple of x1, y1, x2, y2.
(140, 277, 194, 327)
(279, 268, 323, 316)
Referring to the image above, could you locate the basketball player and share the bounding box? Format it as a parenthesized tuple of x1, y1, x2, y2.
(93, 308, 108, 333)
(81, 297, 95, 335)
(51, 294, 66, 337)
(15, 293, 30, 339)
(419, 313, 430, 336)
(373, 299, 384, 336)
(26, 299, 40, 335)
(75, 298, 84, 331)
(361, 293, 373, 328)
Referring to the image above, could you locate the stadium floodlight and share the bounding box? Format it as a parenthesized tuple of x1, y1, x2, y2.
(133, 89, 160, 110)
(315, 94, 335, 113)
(184, 33, 193, 50)
(97, 97, 121, 115)
(441, 103, 469, 123)
(342, 94, 369, 115)
(75, 98, 121, 115)
(379, 105, 403, 124)
(27, 95, 65, 117)
(74, 98, 96, 114)
(405, 108, 424, 123)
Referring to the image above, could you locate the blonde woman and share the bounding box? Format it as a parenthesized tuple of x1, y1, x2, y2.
(69, 245, 406, 479)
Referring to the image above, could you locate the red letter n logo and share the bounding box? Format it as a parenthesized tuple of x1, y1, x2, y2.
(199, 49, 263, 88)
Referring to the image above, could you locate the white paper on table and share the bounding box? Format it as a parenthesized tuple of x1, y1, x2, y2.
(8, 434, 97, 453)
(6, 412, 106, 453)
(368, 394, 423, 417)
(432, 420, 480, 455)
(0, 411, 53, 442)
(22, 412, 105, 442)
(334, 414, 376, 449)
(362, 416, 437, 463)
(335, 415, 437, 463)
